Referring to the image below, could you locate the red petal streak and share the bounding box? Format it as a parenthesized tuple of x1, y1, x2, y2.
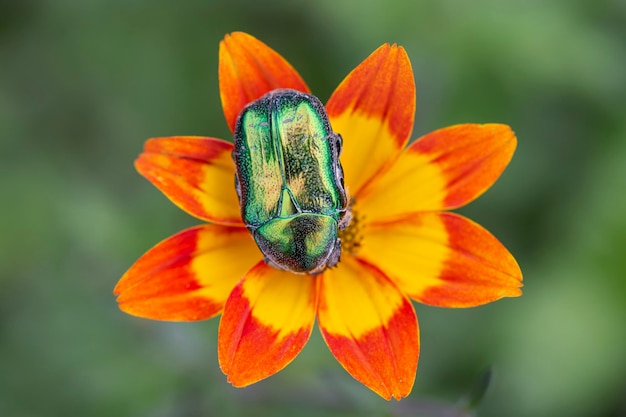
(218, 262, 316, 386)
(219, 32, 310, 133)
(135, 136, 243, 226)
(411, 123, 516, 209)
(358, 124, 517, 221)
(326, 44, 415, 196)
(326, 44, 414, 147)
(419, 212, 523, 307)
(318, 258, 418, 400)
(114, 225, 260, 321)
(361, 212, 522, 308)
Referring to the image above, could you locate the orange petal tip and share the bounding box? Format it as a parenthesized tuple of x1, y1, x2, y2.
(114, 225, 260, 321)
(327, 43, 416, 196)
(360, 212, 522, 308)
(318, 258, 419, 400)
(359, 123, 517, 220)
(219, 32, 310, 132)
(134, 136, 243, 226)
(218, 262, 316, 386)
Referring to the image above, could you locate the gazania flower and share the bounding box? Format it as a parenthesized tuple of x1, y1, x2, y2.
(114, 32, 522, 400)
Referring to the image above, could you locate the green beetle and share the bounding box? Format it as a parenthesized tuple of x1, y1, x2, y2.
(233, 89, 350, 274)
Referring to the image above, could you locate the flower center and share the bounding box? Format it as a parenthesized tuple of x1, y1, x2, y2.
(338, 204, 363, 256)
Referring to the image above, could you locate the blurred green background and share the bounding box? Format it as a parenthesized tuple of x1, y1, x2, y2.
(2, 0, 625, 416)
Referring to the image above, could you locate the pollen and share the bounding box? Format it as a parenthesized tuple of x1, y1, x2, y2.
(338, 205, 363, 255)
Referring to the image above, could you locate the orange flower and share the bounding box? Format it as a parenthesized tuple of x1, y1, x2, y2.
(114, 32, 522, 400)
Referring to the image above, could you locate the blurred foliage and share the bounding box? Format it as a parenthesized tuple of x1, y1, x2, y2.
(1, 0, 626, 416)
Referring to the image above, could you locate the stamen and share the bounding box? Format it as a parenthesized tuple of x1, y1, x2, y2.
(338, 205, 363, 255)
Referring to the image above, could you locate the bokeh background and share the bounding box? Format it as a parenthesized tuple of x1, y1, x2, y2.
(2, 0, 625, 416)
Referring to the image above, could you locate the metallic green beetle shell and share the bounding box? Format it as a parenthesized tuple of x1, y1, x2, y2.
(232, 89, 349, 274)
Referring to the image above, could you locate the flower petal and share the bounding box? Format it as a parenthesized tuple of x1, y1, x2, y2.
(358, 212, 522, 308)
(358, 124, 517, 221)
(318, 257, 418, 400)
(135, 136, 243, 226)
(114, 225, 261, 321)
(326, 43, 415, 197)
(219, 32, 310, 133)
(218, 261, 316, 386)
